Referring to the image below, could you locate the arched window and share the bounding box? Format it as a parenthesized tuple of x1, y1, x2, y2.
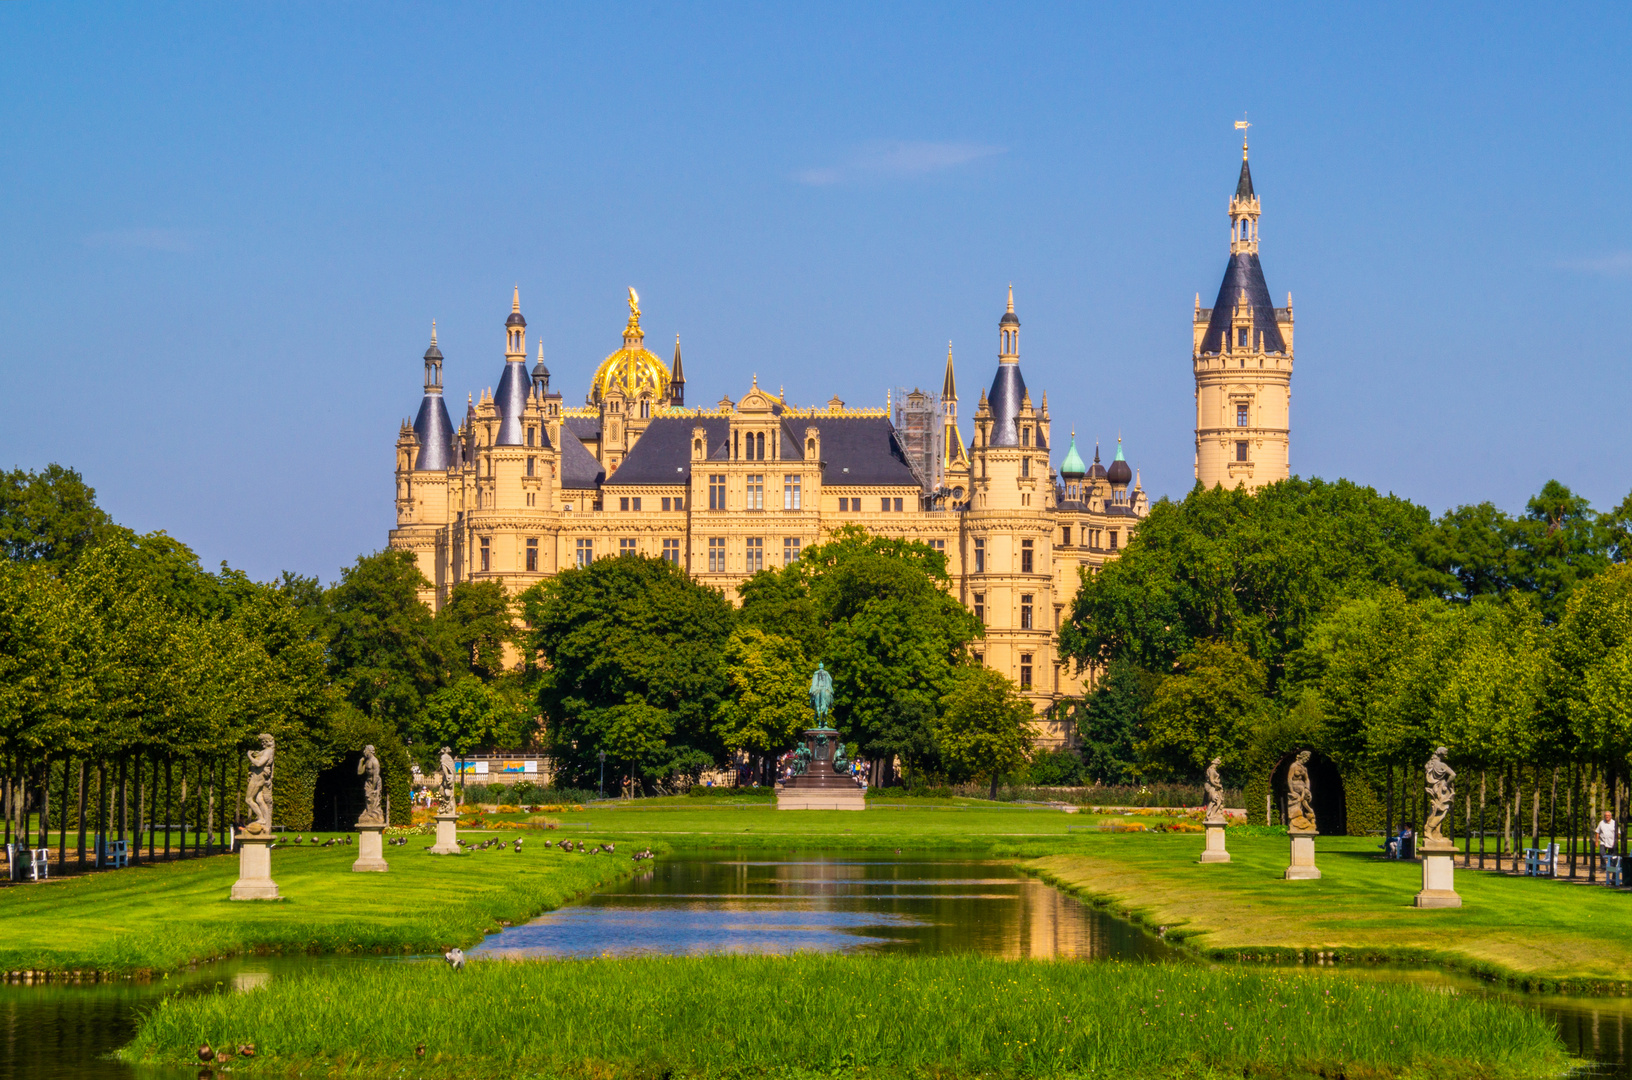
(755, 432, 765, 459)
(694, 438, 703, 455)
(807, 438, 816, 454)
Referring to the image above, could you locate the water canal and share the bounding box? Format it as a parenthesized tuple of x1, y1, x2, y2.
(5, 856, 1631, 1078)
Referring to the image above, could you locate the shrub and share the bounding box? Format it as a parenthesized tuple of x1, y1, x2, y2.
(1026, 747, 1086, 786)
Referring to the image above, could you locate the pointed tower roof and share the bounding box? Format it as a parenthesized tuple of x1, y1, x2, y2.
(942, 342, 957, 400)
(495, 293, 531, 445)
(1201, 142, 1284, 354)
(1060, 431, 1086, 477)
(1106, 437, 1132, 485)
(1000, 283, 1019, 327)
(412, 322, 454, 471)
(1086, 441, 1107, 481)
(987, 290, 1026, 446)
(1236, 139, 1255, 198)
(506, 285, 526, 328)
(672, 335, 685, 382)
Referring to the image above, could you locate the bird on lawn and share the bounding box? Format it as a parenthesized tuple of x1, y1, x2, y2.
(416, 1043, 426, 1058)
(197, 1045, 214, 1062)
(237, 1044, 256, 1058)
(444, 948, 465, 971)
(602, 843, 615, 853)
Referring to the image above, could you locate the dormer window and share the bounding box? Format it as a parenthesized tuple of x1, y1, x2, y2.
(1237, 327, 1249, 347)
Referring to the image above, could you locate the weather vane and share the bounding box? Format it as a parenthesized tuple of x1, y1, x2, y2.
(1235, 116, 1250, 150)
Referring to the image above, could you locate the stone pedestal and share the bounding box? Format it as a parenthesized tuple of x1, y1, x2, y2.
(1199, 819, 1231, 863)
(427, 813, 460, 855)
(1415, 840, 1461, 908)
(230, 833, 280, 900)
(775, 725, 867, 810)
(1284, 829, 1321, 880)
(352, 824, 389, 872)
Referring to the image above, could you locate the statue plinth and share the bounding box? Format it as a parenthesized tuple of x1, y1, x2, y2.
(231, 832, 280, 900)
(428, 813, 461, 854)
(776, 725, 865, 811)
(1284, 828, 1321, 880)
(1200, 819, 1231, 863)
(353, 822, 389, 872)
(1414, 836, 1461, 908)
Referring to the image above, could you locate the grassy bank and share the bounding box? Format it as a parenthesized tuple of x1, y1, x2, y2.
(1032, 833, 1632, 989)
(0, 830, 639, 974)
(122, 953, 1571, 1080)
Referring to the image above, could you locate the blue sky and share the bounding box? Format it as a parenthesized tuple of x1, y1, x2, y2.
(2, 3, 1629, 582)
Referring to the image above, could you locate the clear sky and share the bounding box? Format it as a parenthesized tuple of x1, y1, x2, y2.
(2, 3, 1629, 582)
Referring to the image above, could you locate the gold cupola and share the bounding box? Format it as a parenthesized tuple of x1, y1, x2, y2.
(589, 287, 671, 405)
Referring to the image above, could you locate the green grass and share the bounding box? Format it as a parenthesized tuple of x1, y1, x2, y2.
(1032, 833, 1632, 988)
(120, 953, 1572, 1080)
(0, 830, 640, 974)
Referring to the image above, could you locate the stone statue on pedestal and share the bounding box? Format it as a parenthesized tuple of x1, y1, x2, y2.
(1286, 750, 1317, 833)
(1204, 757, 1226, 824)
(438, 746, 457, 815)
(243, 734, 275, 836)
(1424, 746, 1456, 845)
(357, 745, 384, 826)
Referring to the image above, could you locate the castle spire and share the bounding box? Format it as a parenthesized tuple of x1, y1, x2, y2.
(942, 341, 957, 400)
(669, 334, 685, 406)
(496, 290, 530, 444)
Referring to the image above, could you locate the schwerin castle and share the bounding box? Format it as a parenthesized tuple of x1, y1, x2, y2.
(390, 140, 1293, 746)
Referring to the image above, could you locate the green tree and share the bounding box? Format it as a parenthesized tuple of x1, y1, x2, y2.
(435, 580, 516, 681)
(1061, 478, 1434, 686)
(1142, 641, 1266, 775)
(1510, 480, 1611, 621)
(0, 464, 114, 567)
(326, 550, 443, 734)
(936, 667, 1034, 798)
(1074, 659, 1157, 784)
(714, 626, 810, 777)
(521, 554, 733, 787)
(1417, 502, 1519, 601)
(417, 675, 532, 760)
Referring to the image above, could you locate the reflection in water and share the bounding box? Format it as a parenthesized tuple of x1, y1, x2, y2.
(472, 858, 1176, 961)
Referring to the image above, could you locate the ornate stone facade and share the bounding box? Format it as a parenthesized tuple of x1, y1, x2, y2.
(390, 284, 1146, 745)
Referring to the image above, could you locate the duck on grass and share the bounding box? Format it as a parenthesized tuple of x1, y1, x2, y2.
(123, 953, 1571, 1080)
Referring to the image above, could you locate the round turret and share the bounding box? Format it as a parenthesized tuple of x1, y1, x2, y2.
(1059, 433, 1086, 478)
(1106, 439, 1132, 486)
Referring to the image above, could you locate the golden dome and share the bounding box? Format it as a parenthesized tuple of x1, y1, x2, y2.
(590, 288, 671, 404)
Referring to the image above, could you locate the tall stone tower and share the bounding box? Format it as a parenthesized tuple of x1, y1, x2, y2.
(1193, 131, 1293, 491)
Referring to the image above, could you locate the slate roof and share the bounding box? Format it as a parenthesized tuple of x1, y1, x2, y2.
(558, 428, 606, 490)
(597, 414, 918, 489)
(565, 416, 601, 441)
(604, 417, 727, 486)
(986, 363, 1027, 447)
(1199, 253, 1287, 354)
(412, 392, 455, 472)
(1236, 155, 1255, 199)
(494, 360, 530, 446)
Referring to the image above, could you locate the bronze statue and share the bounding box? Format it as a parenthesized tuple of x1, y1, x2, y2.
(1424, 746, 1456, 844)
(243, 734, 275, 835)
(357, 745, 384, 826)
(809, 663, 834, 721)
(1204, 757, 1226, 823)
(1286, 750, 1317, 833)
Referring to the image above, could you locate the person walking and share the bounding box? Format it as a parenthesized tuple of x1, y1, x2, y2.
(1595, 810, 1618, 876)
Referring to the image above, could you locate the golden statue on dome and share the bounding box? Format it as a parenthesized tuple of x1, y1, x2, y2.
(589, 287, 672, 405)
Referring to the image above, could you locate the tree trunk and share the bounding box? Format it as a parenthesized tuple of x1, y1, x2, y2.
(1532, 765, 1541, 851)
(75, 760, 88, 870)
(118, 756, 127, 844)
(989, 773, 999, 801)
(1568, 762, 1579, 880)
(1385, 765, 1394, 849)
(1478, 770, 1487, 870)
(164, 758, 173, 859)
(58, 756, 70, 867)
(38, 755, 50, 852)
(1549, 766, 1559, 875)
(132, 757, 144, 865)
(205, 759, 214, 856)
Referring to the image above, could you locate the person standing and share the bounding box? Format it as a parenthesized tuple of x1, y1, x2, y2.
(1595, 810, 1618, 875)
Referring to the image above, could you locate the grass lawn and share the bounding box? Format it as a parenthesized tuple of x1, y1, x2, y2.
(122, 953, 1572, 1080)
(1032, 832, 1632, 988)
(0, 829, 638, 974)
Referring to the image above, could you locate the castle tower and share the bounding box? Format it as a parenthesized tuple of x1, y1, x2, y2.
(495, 288, 531, 446)
(1193, 128, 1293, 491)
(670, 335, 686, 406)
(941, 342, 968, 480)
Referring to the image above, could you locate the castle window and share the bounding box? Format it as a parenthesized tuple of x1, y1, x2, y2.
(662, 539, 680, 565)
(1020, 539, 1034, 574)
(1021, 595, 1033, 630)
(1022, 457, 1030, 478)
(709, 475, 726, 510)
(640, 399, 649, 419)
(1235, 441, 1249, 462)
(881, 497, 890, 512)
(620, 538, 637, 556)
(973, 592, 985, 623)
(661, 497, 671, 511)
(1021, 427, 1030, 447)
(620, 497, 630, 511)
(1061, 526, 1071, 547)
(1238, 328, 1249, 347)
(708, 537, 725, 573)
(839, 497, 849, 512)
(784, 475, 801, 510)
(527, 457, 536, 477)
(807, 438, 816, 455)
(930, 539, 945, 552)
(784, 537, 801, 564)
(480, 537, 491, 574)
(631, 497, 642, 512)
(746, 537, 764, 573)
(525, 538, 539, 572)
(694, 438, 703, 455)
(576, 539, 593, 568)
(747, 475, 764, 510)
(755, 432, 765, 460)
(527, 427, 535, 447)
(1236, 404, 1249, 427)
(974, 538, 985, 573)
(894, 498, 904, 512)
(1020, 654, 1033, 691)
(1108, 530, 1119, 550)
(1054, 606, 1062, 631)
